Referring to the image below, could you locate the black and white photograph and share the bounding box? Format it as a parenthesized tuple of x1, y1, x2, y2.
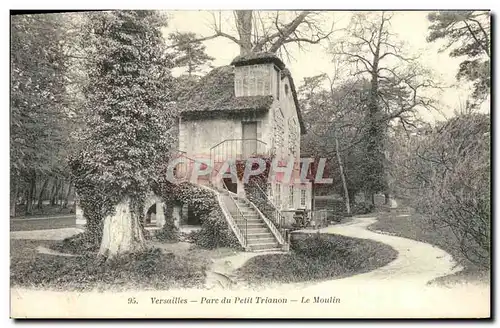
(9, 8, 491, 319)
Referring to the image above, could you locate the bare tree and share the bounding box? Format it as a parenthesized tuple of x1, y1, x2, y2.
(168, 11, 335, 57)
(331, 11, 439, 204)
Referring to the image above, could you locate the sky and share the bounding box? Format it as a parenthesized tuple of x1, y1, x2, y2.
(162, 10, 490, 123)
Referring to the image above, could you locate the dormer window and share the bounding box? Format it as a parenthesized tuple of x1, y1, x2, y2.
(234, 65, 271, 97)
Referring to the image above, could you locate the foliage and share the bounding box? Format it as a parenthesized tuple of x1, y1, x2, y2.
(390, 113, 490, 268)
(329, 12, 438, 201)
(427, 11, 490, 108)
(238, 232, 397, 284)
(299, 77, 370, 200)
(351, 202, 375, 215)
(72, 11, 177, 237)
(188, 207, 241, 249)
(158, 181, 240, 249)
(11, 240, 207, 291)
(10, 14, 76, 216)
(168, 31, 214, 76)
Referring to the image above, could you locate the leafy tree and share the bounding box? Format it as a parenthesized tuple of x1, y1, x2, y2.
(427, 11, 490, 109)
(10, 13, 72, 216)
(74, 10, 177, 259)
(391, 113, 490, 268)
(299, 74, 371, 208)
(168, 31, 214, 76)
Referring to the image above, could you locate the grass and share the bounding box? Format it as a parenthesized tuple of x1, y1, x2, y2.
(368, 205, 490, 286)
(237, 232, 397, 285)
(13, 204, 74, 219)
(10, 236, 212, 292)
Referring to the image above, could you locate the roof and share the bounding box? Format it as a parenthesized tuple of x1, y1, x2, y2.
(178, 56, 306, 135)
(231, 52, 286, 70)
(281, 68, 306, 135)
(177, 65, 273, 116)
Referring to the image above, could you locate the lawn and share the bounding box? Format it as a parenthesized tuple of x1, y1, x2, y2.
(237, 232, 397, 285)
(10, 234, 236, 292)
(368, 206, 490, 286)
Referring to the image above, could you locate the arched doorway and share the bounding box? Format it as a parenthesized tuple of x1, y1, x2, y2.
(143, 194, 165, 227)
(145, 204, 156, 226)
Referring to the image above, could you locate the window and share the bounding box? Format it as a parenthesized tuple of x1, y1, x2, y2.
(285, 84, 289, 96)
(235, 65, 271, 97)
(289, 185, 294, 208)
(300, 189, 307, 207)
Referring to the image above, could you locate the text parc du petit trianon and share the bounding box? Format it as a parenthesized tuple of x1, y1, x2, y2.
(150, 296, 341, 305)
(166, 156, 333, 184)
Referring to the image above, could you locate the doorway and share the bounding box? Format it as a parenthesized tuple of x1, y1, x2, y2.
(242, 121, 258, 158)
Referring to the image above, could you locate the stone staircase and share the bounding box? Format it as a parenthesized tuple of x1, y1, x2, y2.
(219, 188, 283, 252)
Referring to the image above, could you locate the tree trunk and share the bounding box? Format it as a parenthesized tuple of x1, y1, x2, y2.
(98, 197, 146, 259)
(50, 178, 58, 206)
(62, 183, 73, 208)
(58, 181, 64, 206)
(333, 128, 351, 215)
(235, 10, 253, 55)
(37, 177, 50, 209)
(25, 171, 36, 215)
(10, 174, 18, 217)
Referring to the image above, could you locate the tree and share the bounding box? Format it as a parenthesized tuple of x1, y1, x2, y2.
(75, 10, 177, 259)
(299, 72, 371, 209)
(168, 31, 214, 76)
(10, 13, 72, 216)
(427, 11, 490, 109)
(391, 113, 490, 268)
(331, 12, 438, 203)
(168, 11, 334, 57)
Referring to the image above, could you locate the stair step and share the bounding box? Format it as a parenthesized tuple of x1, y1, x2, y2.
(252, 248, 283, 253)
(249, 242, 280, 251)
(247, 232, 274, 238)
(247, 237, 276, 244)
(239, 222, 266, 228)
(246, 228, 269, 233)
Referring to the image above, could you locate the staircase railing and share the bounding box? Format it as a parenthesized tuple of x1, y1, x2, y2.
(248, 180, 287, 245)
(221, 180, 248, 249)
(210, 139, 268, 166)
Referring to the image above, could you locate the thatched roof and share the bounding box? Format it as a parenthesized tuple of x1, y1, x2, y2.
(177, 65, 273, 116)
(281, 68, 306, 134)
(179, 55, 306, 134)
(231, 52, 286, 70)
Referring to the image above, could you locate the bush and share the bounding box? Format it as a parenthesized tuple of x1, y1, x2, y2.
(155, 216, 180, 243)
(11, 246, 207, 291)
(392, 113, 490, 268)
(188, 208, 241, 249)
(51, 232, 100, 255)
(238, 232, 397, 284)
(351, 202, 375, 215)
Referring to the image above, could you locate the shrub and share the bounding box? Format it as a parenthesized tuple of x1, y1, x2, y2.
(188, 208, 241, 249)
(51, 232, 100, 255)
(351, 202, 375, 215)
(238, 232, 397, 284)
(392, 113, 490, 268)
(154, 213, 180, 243)
(11, 246, 207, 291)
